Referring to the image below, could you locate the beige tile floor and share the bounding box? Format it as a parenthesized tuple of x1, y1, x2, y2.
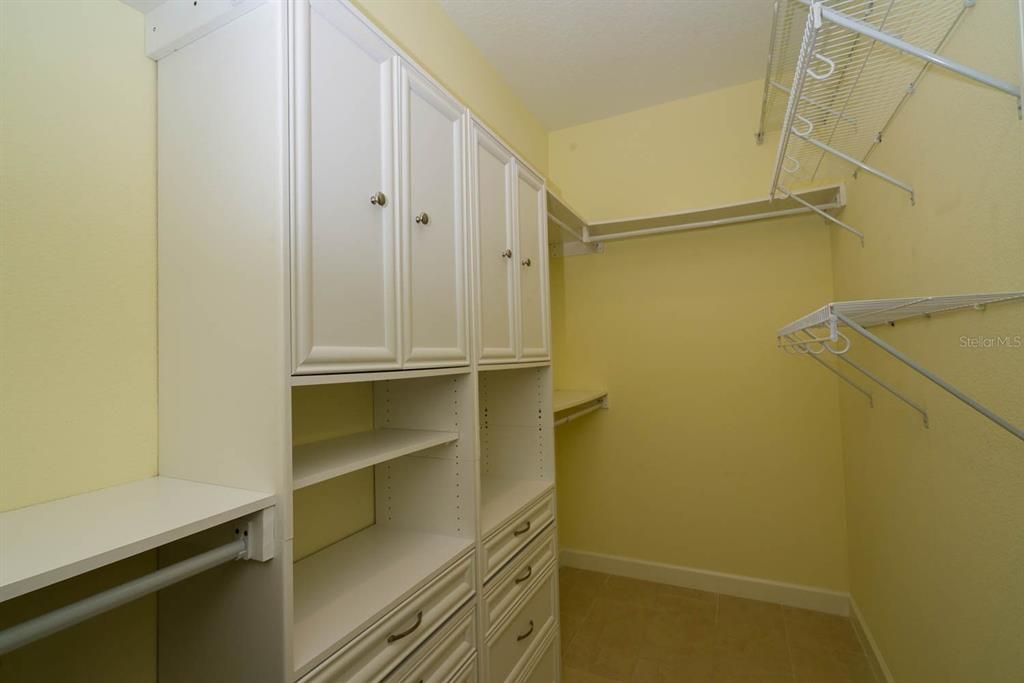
(559, 568, 874, 683)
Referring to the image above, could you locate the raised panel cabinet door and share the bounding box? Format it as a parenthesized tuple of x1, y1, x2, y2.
(470, 122, 517, 363)
(399, 61, 469, 367)
(292, 0, 400, 374)
(514, 163, 550, 360)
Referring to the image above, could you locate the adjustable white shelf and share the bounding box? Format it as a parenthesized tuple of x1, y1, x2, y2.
(548, 185, 846, 255)
(760, 0, 1023, 241)
(292, 428, 459, 490)
(292, 525, 473, 677)
(778, 292, 1024, 440)
(553, 389, 608, 427)
(480, 477, 554, 538)
(0, 476, 275, 602)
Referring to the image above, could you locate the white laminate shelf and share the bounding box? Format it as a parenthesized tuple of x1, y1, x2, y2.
(480, 478, 554, 538)
(0, 476, 275, 602)
(553, 390, 607, 414)
(292, 525, 473, 677)
(292, 429, 459, 490)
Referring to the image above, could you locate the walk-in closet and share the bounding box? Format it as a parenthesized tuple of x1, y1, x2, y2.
(1, 1, 1021, 682)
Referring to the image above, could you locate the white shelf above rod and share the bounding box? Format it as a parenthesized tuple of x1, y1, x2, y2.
(553, 390, 608, 427)
(778, 292, 1024, 440)
(547, 184, 846, 254)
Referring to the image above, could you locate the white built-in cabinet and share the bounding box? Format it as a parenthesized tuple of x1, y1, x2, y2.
(470, 123, 550, 364)
(67, 1, 562, 682)
(293, 1, 467, 375)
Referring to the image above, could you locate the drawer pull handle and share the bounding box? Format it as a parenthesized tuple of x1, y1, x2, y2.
(512, 520, 531, 537)
(386, 610, 423, 644)
(515, 564, 533, 584)
(516, 620, 534, 642)
(415, 212, 430, 225)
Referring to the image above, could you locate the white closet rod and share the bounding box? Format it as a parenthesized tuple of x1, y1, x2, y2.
(0, 537, 248, 655)
(554, 401, 604, 426)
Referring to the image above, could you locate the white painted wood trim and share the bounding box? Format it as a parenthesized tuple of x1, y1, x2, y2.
(850, 597, 895, 683)
(559, 548, 850, 616)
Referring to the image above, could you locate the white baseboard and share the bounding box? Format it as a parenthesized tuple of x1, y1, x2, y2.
(560, 547, 850, 616)
(849, 597, 895, 683)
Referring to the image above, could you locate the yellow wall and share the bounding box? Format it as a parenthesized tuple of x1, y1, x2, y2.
(0, 1, 157, 681)
(548, 80, 850, 591)
(0, 0, 157, 512)
(830, 2, 1024, 679)
(352, 0, 548, 175)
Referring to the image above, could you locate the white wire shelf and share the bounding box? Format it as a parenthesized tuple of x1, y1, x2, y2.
(759, 0, 1023, 241)
(547, 184, 846, 255)
(778, 292, 1024, 440)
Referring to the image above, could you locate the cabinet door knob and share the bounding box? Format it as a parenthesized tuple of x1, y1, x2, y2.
(415, 212, 430, 225)
(369, 192, 387, 207)
(501, 249, 513, 259)
(521, 258, 532, 267)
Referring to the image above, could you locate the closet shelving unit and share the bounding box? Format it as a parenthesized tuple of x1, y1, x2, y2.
(553, 389, 609, 427)
(291, 371, 477, 678)
(778, 292, 1024, 440)
(759, 0, 1024, 241)
(547, 184, 846, 255)
(478, 366, 555, 538)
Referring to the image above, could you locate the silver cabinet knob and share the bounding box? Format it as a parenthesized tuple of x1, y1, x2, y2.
(501, 249, 513, 259)
(521, 258, 532, 267)
(369, 192, 387, 207)
(415, 212, 430, 225)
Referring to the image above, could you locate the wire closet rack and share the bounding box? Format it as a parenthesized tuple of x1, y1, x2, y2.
(758, 0, 1024, 242)
(778, 292, 1024, 441)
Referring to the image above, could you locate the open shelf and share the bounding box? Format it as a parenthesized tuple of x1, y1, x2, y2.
(548, 185, 845, 253)
(480, 478, 554, 538)
(553, 390, 607, 414)
(0, 476, 275, 602)
(292, 525, 473, 677)
(778, 292, 1024, 440)
(292, 428, 459, 490)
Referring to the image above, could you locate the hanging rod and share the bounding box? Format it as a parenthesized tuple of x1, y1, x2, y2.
(554, 400, 605, 427)
(0, 536, 249, 655)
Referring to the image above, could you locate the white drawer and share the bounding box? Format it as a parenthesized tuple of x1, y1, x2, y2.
(482, 491, 554, 583)
(388, 604, 476, 683)
(451, 656, 478, 683)
(485, 567, 557, 683)
(301, 552, 475, 683)
(482, 527, 556, 636)
(517, 632, 557, 683)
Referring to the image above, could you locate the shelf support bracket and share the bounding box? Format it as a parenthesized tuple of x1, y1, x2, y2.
(792, 131, 915, 204)
(780, 190, 864, 245)
(835, 313, 1024, 441)
(787, 335, 874, 406)
(834, 350, 928, 428)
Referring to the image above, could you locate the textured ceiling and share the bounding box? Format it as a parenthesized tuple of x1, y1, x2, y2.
(440, 0, 774, 130)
